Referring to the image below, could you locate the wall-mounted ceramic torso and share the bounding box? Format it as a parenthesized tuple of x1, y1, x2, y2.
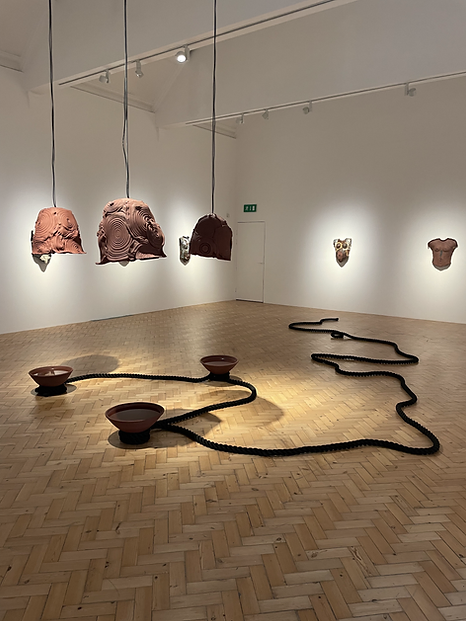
(428, 238, 457, 269)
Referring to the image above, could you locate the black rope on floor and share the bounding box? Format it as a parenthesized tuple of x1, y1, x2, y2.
(288, 318, 440, 455)
(68, 321, 440, 457)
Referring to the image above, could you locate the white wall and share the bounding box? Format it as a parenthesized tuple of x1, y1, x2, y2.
(0, 66, 235, 334)
(236, 76, 466, 323)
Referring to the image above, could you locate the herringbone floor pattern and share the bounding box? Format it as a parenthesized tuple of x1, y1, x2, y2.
(1, 301, 465, 621)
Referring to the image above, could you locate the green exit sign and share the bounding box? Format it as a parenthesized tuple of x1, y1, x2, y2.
(244, 204, 257, 213)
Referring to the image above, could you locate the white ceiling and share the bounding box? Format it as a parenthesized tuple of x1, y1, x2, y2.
(1, 0, 465, 134)
(0, 0, 44, 60)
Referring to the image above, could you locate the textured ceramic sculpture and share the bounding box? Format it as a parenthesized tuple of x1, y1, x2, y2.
(179, 236, 191, 265)
(333, 238, 352, 266)
(428, 238, 457, 269)
(97, 198, 166, 264)
(31, 207, 85, 263)
(189, 214, 232, 261)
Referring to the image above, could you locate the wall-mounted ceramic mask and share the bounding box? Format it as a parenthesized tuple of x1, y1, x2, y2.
(428, 238, 457, 270)
(179, 236, 191, 265)
(333, 238, 352, 266)
(97, 198, 166, 264)
(31, 207, 85, 264)
(189, 213, 232, 261)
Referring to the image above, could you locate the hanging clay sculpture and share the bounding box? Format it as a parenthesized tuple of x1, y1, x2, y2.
(333, 238, 352, 266)
(189, 213, 232, 261)
(179, 236, 191, 265)
(97, 198, 166, 264)
(428, 238, 458, 270)
(31, 207, 85, 264)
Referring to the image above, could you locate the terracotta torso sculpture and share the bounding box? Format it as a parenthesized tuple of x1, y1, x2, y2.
(428, 238, 457, 269)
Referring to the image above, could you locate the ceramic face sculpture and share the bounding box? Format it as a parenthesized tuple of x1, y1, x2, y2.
(428, 238, 457, 269)
(179, 236, 191, 265)
(31, 207, 85, 262)
(333, 238, 352, 265)
(189, 213, 232, 261)
(97, 198, 166, 264)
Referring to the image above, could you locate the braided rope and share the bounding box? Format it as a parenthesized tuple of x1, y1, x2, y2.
(68, 321, 440, 456)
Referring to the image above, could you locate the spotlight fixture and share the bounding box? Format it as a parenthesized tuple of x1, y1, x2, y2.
(175, 46, 190, 63)
(303, 101, 312, 114)
(236, 114, 244, 125)
(135, 60, 143, 78)
(99, 70, 110, 84)
(405, 83, 416, 97)
(262, 109, 269, 120)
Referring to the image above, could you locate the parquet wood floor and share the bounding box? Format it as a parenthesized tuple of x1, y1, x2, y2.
(1, 301, 465, 621)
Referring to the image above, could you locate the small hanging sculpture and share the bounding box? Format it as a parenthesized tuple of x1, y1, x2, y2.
(428, 238, 457, 270)
(189, 214, 232, 261)
(97, 199, 165, 264)
(333, 238, 352, 266)
(188, 0, 233, 262)
(32, 207, 85, 264)
(97, 1, 165, 265)
(179, 236, 191, 265)
(31, 0, 85, 267)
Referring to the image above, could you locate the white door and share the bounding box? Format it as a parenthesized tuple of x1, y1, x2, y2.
(236, 221, 265, 302)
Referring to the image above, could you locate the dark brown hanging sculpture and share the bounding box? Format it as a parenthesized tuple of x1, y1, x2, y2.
(189, 0, 233, 261)
(31, 0, 85, 265)
(97, 0, 165, 265)
(189, 214, 232, 260)
(97, 198, 165, 264)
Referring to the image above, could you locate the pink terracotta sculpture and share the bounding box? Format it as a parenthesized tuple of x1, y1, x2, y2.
(428, 238, 458, 270)
(31, 207, 85, 262)
(333, 238, 352, 266)
(189, 214, 232, 261)
(97, 198, 166, 264)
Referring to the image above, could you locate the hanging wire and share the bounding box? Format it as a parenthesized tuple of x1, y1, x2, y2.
(48, 0, 56, 208)
(211, 0, 217, 214)
(122, 0, 130, 198)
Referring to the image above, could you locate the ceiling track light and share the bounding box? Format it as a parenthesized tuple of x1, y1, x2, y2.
(303, 101, 312, 114)
(405, 83, 416, 97)
(262, 109, 269, 120)
(175, 46, 190, 63)
(236, 113, 244, 125)
(99, 69, 110, 84)
(135, 60, 143, 78)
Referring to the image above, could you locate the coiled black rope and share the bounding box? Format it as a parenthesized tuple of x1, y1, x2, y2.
(68, 319, 440, 456)
(288, 318, 440, 455)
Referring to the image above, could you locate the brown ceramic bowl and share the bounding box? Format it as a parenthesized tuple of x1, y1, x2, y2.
(29, 366, 73, 387)
(200, 355, 238, 375)
(105, 402, 164, 433)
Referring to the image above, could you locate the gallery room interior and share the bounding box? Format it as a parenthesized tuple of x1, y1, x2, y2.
(1, 1, 466, 620)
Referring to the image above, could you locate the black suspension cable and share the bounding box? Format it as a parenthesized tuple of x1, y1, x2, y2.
(48, 0, 56, 208)
(122, 0, 130, 198)
(211, 0, 217, 213)
(68, 321, 440, 456)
